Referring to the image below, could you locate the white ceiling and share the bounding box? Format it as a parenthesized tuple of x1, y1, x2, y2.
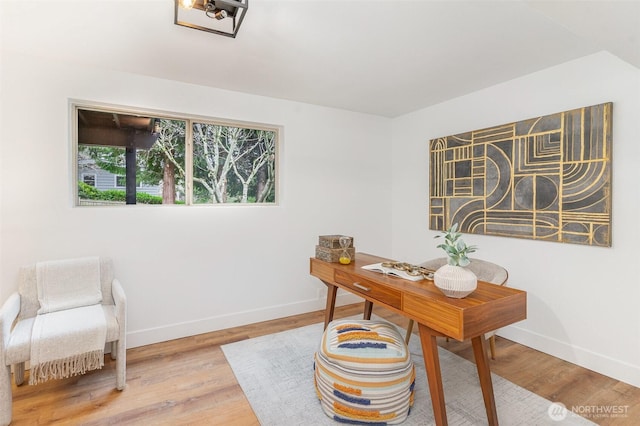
(2, 0, 639, 117)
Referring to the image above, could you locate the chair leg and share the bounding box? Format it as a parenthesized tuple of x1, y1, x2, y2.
(489, 335, 496, 360)
(1, 365, 12, 426)
(14, 362, 25, 386)
(363, 300, 373, 320)
(115, 340, 126, 390)
(405, 319, 414, 344)
(111, 341, 117, 361)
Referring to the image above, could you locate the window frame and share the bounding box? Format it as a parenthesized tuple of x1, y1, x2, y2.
(115, 175, 125, 188)
(70, 100, 281, 207)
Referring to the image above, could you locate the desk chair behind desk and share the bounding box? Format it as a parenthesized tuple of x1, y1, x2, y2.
(401, 258, 509, 359)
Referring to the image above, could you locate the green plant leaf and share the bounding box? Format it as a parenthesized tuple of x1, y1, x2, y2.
(435, 222, 478, 266)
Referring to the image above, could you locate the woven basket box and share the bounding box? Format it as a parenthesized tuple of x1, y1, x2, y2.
(315, 246, 356, 263)
(318, 235, 353, 249)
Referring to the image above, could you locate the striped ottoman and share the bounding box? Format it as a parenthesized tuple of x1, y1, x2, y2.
(314, 319, 415, 424)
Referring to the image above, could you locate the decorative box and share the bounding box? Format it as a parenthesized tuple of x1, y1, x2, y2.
(318, 235, 353, 249)
(315, 246, 356, 263)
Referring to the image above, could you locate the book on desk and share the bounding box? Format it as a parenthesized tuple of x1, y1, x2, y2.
(361, 262, 433, 282)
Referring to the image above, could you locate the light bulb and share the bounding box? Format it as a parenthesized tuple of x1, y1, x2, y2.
(179, 0, 196, 9)
(213, 9, 227, 20)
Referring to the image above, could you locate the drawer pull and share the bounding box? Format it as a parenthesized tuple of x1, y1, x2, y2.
(353, 282, 371, 292)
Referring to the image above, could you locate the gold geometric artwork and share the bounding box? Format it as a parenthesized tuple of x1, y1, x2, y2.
(429, 102, 612, 247)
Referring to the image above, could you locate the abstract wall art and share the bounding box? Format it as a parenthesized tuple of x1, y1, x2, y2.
(429, 102, 612, 247)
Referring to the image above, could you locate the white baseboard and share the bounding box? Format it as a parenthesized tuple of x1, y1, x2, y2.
(499, 325, 640, 388)
(126, 291, 363, 349)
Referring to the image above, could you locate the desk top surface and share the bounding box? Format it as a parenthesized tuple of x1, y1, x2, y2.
(310, 252, 527, 340)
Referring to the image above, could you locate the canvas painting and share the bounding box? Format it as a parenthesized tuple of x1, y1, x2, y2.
(429, 102, 612, 247)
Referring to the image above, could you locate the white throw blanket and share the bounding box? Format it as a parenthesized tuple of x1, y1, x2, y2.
(30, 257, 106, 385)
(36, 257, 102, 314)
(29, 305, 107, 385)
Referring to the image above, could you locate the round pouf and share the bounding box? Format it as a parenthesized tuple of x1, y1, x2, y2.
(314, 319, 415, 424)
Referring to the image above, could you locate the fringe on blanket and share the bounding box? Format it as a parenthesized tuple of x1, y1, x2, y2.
(29, 350, 105, 385)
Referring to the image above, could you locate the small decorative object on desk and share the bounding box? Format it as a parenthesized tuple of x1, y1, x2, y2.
(318, 235, 353, 249)
(433, 223, 478, 298)
(315, 235, 355, 263)
(338, 236, 352, 264)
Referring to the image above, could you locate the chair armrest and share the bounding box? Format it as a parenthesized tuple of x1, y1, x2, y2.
(111, 279, 126, 317)
(0, 292, 21, 364)
(111, 279, 126, 339)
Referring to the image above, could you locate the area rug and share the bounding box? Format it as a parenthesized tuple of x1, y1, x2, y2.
(221, 318, 593, 425)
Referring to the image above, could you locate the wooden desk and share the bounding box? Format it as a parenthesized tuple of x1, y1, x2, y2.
(310, 252, 526, 426)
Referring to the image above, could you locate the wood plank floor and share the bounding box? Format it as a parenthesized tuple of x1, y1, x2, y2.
(9, 303, 640, 425)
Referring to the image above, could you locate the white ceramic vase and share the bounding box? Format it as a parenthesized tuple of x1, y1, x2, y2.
(433, 264, 477, 298)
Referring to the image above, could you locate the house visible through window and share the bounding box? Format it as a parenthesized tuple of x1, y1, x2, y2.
(74, 103, 279, 206)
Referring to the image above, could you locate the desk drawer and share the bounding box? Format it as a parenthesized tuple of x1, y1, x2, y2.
(335, 270, 401, 309)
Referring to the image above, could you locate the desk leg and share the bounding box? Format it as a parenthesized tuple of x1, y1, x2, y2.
(363, 300, 373, 320)
(418, 323, 447, 426)
(471, 336, 498, 426)
(323, 283, 337, 330)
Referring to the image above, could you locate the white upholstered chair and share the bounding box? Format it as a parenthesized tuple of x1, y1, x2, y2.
(0, 257, 126, 426)
(405, 257, 508, 359)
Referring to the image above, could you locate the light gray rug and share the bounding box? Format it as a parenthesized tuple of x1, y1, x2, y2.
(221, 318, 593, 425)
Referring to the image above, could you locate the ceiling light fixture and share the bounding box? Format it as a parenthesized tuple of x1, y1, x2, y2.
(174, 0, 248, 38)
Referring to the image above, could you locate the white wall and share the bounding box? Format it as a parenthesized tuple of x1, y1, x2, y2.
(3, 47, 639, 390)
(390, 51, 640, 387)
(0, 52, 393, 347)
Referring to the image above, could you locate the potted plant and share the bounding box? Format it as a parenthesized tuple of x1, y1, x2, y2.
(433, 223, 478, 298)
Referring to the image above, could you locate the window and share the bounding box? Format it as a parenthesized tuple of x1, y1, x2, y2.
(192, 122, 276, 203)
(82, 173, 96, 187)
(73, 103, 279, 206)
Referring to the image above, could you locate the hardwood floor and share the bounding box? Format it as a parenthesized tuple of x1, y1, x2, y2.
(10, 303, 640, 425)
